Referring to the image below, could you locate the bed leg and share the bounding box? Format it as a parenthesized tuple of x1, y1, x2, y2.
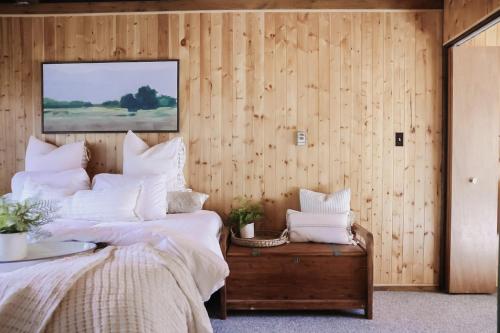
(219, 285, 227, 320)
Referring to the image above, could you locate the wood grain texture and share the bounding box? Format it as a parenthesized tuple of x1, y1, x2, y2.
(461, 21, 500, 47)
(0, 11, 443, 286)
(226, 225, 373, 318)
(444, 0, 500, 44)
(218, 225, 229, 319)
(0, 1, 443, 16)
(461, 22, 500, 164)
(446, 46, 499, 293)
(353, 222, 374, 318)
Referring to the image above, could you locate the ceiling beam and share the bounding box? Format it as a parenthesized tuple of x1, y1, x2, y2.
(0, 0, 443, 15)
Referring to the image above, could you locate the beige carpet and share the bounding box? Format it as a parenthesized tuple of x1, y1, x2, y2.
(209, 291, 496, 333)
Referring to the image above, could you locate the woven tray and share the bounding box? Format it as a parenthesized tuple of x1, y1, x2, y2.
(230, 228, 289, 248)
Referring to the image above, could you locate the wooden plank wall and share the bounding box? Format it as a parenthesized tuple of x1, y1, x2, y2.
(444, 0, 500, 44)
(461, 21, 500, 47)
(0, 11, 443, 286)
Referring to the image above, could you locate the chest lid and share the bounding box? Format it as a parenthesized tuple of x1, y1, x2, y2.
(227, 242, 365, 257)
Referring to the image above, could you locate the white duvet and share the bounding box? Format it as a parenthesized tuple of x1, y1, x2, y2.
(0, 210, 229, 333)
(40, 210, 229, 300)
(0, 244, 215, 333)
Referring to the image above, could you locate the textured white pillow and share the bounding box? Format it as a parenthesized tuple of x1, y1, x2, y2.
(11, 168, 90, 201)
(299, 188, 351, 214)
(286, 209, 353, 244)
(167, 191, 209, 213)
(92, 173, 168, 221)
(25, 136, 88, 172)
(20, 178, 75, 202)
(60, 185, 141, 222)
(123, 131, 186, 191)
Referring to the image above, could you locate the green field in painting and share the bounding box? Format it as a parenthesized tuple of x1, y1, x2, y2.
(43, 106, 177, 132)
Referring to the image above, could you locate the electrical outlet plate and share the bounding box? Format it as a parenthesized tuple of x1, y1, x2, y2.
(296, 131, 307, 146)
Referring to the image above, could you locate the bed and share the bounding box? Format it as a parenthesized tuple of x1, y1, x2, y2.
(0, 133, 230, 332)
(0, 210, 229, 333)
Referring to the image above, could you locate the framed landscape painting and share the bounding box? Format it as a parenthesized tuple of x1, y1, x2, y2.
(42, 60, 179, 133)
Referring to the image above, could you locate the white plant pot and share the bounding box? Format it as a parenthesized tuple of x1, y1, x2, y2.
(0, 233, 28, 261)
(240, 223, 255, 239)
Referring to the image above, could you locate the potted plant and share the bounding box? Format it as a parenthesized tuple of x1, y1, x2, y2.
(228, 197, 263, 239)
(0, 199, 55, 261)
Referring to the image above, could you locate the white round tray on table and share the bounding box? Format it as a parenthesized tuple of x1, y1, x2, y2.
(0, 241, 97, 273)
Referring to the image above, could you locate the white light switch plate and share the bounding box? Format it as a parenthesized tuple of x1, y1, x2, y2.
(296, 131, 307, 146)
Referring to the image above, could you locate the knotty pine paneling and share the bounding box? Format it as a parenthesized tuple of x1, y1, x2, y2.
(0, 12, 442, 286)
(444, 0, 500, 44)
(461, 20, 500, 47)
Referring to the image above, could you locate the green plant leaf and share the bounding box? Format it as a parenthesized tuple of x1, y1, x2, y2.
(228, 197, 264, 228)
(0, 198, 56, 234)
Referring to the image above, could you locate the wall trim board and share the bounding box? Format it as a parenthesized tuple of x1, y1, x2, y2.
(0, 11, 443, 287)
(0, 9, 445, 18)
(0, 0, 443, 15)
(374, 285, 440, 291)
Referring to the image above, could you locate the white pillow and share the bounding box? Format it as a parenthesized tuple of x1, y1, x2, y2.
(167, 191, 209, 213)
(123, 131, 186, 191)
(20, 178, 75, 202)
(60, 185, 142, 222)
(92, 173, 167, 221)
(25, 136, 88, 172)
(11, 168, 90, 201)
(286, 209, 353, 244)
(299, 188, 351, 214)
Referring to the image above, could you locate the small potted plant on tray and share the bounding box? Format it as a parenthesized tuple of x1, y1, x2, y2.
(228, 197, 264, 239)
(0, 198, 55, 261)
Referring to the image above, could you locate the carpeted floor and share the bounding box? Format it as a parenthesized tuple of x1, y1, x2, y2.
(209, 291, 497, 333)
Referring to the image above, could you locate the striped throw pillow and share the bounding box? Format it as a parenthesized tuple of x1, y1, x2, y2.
(299, 188, 351, 214)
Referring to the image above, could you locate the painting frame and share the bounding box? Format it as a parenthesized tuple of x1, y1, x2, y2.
(41, 59, 180, 134)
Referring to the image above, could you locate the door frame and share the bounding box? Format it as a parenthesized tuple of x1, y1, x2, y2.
(441, 10, 500, 290)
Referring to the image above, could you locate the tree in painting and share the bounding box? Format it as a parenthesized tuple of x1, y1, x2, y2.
(120, 93, 140, 112)
(119, 86, 163, 112)
(135, 86, 159, 110)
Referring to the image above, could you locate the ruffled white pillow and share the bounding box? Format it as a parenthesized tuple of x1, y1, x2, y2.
(123, 131, 186, 192)
(167, 191, 209, 214)
(25, 136, 89, 172)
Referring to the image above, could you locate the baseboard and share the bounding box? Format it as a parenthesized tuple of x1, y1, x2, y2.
(374, 285, 439, 291)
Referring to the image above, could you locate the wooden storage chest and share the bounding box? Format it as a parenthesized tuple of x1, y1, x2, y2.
(223, 223, 373, 319)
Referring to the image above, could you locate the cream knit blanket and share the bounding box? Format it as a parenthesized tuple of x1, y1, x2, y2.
(0, 244, 213, 333)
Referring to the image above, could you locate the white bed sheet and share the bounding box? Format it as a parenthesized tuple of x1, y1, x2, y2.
(154, 210, 224, 258)
(43, 210, 223, 256)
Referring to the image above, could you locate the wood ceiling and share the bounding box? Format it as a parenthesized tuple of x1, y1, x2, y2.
(0, 0, 444, 15)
